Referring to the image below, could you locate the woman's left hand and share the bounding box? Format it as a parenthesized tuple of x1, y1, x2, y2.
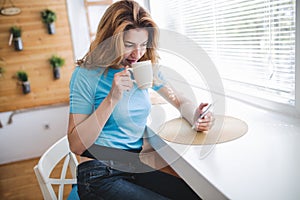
(192, 103, 214, 132)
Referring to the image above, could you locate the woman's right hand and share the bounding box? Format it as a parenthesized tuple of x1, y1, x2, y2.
(108, 66, 133, 102)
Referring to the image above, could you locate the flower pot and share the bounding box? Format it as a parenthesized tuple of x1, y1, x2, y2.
(22, 81, 30, 94)
(47, 22, 55, 34)
(53, 66, 60, 79)
(13, 37, 23, 51)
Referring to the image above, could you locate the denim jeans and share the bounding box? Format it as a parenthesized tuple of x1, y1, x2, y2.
(77, 159, 201, 200)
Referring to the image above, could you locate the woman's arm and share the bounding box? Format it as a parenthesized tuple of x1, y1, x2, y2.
(67, 93, 116, 155)
(156, 83, 212, 132)
(68, 68, 132, 155)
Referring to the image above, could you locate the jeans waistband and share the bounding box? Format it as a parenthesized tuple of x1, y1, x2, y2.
(81, 144, 142, 163)
(78, 158, 144, 174)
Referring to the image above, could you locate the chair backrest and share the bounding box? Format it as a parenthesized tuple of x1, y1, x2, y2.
(34, 136, 78, 200)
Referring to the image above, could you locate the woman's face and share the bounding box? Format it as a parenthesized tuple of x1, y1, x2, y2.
(122, 28, 149, 66)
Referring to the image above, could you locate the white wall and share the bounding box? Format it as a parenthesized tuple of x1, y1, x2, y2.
(0, 105, 69, 164)
(66, 0, 90, 61)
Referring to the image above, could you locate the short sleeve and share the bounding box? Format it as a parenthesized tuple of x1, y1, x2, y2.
(152, 69, 166, 91)
(69, 67, 102, 114)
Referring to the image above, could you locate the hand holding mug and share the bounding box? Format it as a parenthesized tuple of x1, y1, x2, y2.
(109, 67, 133, 101)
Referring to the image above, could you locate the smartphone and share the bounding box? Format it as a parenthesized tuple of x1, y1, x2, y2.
(192, 103, 214, 129)
(199, 103, 213, 119)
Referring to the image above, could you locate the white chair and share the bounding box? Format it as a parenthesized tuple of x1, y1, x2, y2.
(34, 136, 79, 200)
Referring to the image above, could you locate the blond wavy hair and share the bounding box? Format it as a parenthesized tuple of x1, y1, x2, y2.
(77, 0, 159, 68)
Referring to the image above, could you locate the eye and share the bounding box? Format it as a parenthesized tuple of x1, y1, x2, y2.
(125, 44, 133, 48)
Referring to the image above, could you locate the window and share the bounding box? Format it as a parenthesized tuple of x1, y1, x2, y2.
(150, 0, 296, 106)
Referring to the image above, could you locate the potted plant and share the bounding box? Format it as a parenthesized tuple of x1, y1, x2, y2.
(49, 55, 65, 79)
(16, 70, 30, 94)
(41, 9, 57, 34)
(10, 26, 23, 51)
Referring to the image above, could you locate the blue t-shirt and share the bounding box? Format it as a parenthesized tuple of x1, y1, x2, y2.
(69, 66, 164, 150)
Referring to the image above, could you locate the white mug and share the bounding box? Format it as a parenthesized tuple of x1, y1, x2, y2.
(128, 60, 153, 89)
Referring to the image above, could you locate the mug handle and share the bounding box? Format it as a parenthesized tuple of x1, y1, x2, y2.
(127, 68, 137, 84)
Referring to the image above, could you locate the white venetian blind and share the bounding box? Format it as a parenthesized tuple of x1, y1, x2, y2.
(150, 0, 296, 105)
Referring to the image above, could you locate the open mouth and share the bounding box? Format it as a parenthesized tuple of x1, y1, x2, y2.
(126, 59, 138, 64)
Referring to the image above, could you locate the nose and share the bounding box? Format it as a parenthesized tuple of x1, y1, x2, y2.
(131, 48, 141, 59)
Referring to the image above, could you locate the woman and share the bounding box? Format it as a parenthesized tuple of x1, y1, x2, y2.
(68, 0, 212, 199)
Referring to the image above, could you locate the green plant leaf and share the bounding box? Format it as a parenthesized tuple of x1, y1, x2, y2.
(49, 55, 65, 68)
(10, 26, 22, 38)
(16, 71, 28, 82)
(41, 9, 57, 23)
